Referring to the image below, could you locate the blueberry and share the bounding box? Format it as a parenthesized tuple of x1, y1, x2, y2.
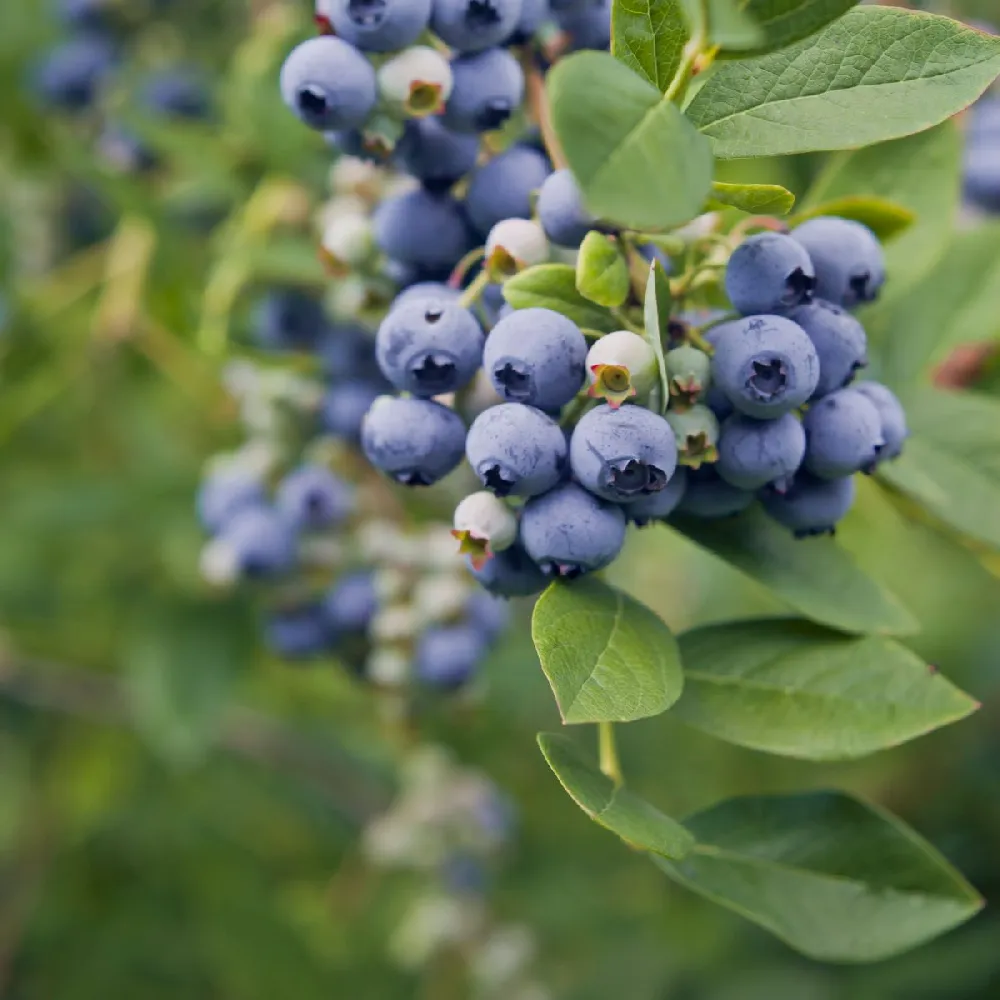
(536, 168, 595, 248)
(321, 381, 384, 442)
(853, 381, 908, 460)
(373, 188, 474, 271)
(391, 281, 462, 311)
(802, 388, 884, 479)
(319, 322, 382, 384)
(761, 472, 855, 537)
(792, 217, 886, 309)
(197, 469, 265, 535)
(58, 0, 115, 28)
(464, 144, 551, 237)
(556, 0, 612, 51)
(140, 70, 211, 120)
(673, 467, 755, 520)
(280, 36, 377, 132)
(251, 290, 327, 352)
(504, 0, 548, 42)
(394, 117, 480, 190)
(716, 412, 806, 492)
(464, 590, 510, 641)
(964, 133, 1000, 212)
(570, 404, 678, 505)
(483, 308, 588, 410)
(321, 0, 432, 53)
(710, 315, 820, 419)
(376, 298, 483, 397)
(724, 232, 816, 316)
(265, 603, 334, 660)
(326, 128, 391, 165)
(275, 465, 354, 530)
(98, 124, 157, 174)
(442, 47, 525, 134)
(786, 299, 868, 398)
(35, 35, 115, 112)
(323, 570, 378, 633)
(415, 624, 488, 688)
(361, 395, 466, 486)
(465, 403, 567, 497)
(627, 467, 688, 525)
(431, 0, 523, 53)
(520, 482, 627, 577)
(467, 541, 548, 596)
(219, 507, 297, 577)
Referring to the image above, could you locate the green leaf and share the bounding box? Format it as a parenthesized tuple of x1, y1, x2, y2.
(877, 388, 1000, 551)
(611, 0, 689, 92)
(576, 231, 631, 307)
(643, 259, 673, 407)
(537, 733, 695, 858)
(790, 196, 914, 242)
(864, 224, 1000, 387)
(708, 181, 795, 216)
(800, 121, 962, 301)
(706, 0, 765, 50)
(686, 8, 1000, 159)
(531, 577, 683, 724)
(670, 506, 918, 635)
(549, 51, 714, 228)
(503, 264, 620, 332)
(675, 619, 977, 760)
(722, 0, 859, 58)
(655, 791, 983, 962)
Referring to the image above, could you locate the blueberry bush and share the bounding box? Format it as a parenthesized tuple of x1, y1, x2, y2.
(5, 1, 1000, 997)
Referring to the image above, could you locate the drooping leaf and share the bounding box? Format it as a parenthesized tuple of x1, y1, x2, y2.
(531, 577, 683, 724)
(790, 196, 914, 242)
(576, 231, 631, 307)
(721, 0, 859, 58)
(643, 259, 673, 407)
(686, 8, 1000, 158)
(549, 51, 714, 228)
(669, 506, 918, 635)
(655, 791, 983, 962)
(675, 619, 977, 760)
(611, 0, 689, 91)
(708, 181, 795, 215)
(877, 388, 1000, 551)
(503, 264, 620, 332)
(538, 733, 694, 858)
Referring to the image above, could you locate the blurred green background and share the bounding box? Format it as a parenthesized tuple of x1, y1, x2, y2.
(2, 1, 1000, 998)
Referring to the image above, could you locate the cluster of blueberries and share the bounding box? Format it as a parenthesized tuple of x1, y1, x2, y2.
(34, 0, 210, 173)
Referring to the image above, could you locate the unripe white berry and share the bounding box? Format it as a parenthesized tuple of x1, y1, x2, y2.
(586, 330, 657, 406)
(452, 491, 518, 568)
(320, 211, 373, 270)
(378, 47, 453, 117)
(485, 218, 549, 275)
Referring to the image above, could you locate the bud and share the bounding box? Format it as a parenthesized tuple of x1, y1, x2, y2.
(320, 211, 374, 274)
(666, 343, 711, 407)
(667, 404, 720, 469)
(452, 491, 518, 570)
(485, 218, 549, 278)
(586, 330, 656, 408)
(378, 46, 453, 118)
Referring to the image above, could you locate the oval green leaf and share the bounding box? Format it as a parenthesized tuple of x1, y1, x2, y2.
(612, 0, 688, 91)
(576, 231, 630, 307)
(708, 181, 796, 216)
(674, 619, 978, 760)
(791, 195, 915, 242)
(670, 506, 918, 635)
(706, 0, 765, 50)
(538, 733, 695, 858)
(549, 51, 714, 228)
(686, 8, 1000, 159)
(720, 0, 859, 58)
(654, 791, 983, 962)
(531, 578, 683, 724)
(503, 264, 620, 332)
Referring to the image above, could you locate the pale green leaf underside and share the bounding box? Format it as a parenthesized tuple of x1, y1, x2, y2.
(612, 0, 689, 91)
(709, 180, 796, 215)
(576, 231, 630, 307)
(503, 264, 620, 332)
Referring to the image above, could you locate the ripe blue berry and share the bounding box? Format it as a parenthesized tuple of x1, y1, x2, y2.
(483, 307, 588, 411)
(319, 323, 382, 384)
(323, 571, 378, 634)
(394, 117, 480, 191)
(197, 469, 265, 535)
(59, 0, 115, 28)
(505, 0, 548, 42)
(536, 169, 596, 248)
(467, 541, 548, 597)
(710, 315, 820, 419)
(965, 98, 1000, 211)
(570, 404, 678, 504)
(786, 299, 868, 398)
(442, 47, 524, 133)
(674, 467, 754, 520)
(465, 403, 567, 497)
(761, 473, 856, 537)
(627, 467, 688, 525)
(853, 382, 908, 461)
(373, 188, 473, 271)
(219, 507, 297, 577)
(35, 35, 115, 112)
(464, 590, 510, 641)
(321, 382, 384, 442)
(464, 144, 551, 237)
(716, 412, 806, 492)
(140, 71, 211, 120)
(431, 0, 523, 53)
(376, 298, 483, 397)
(792, 217, 886, 309)
(556, 0, 612, 52)
(415, 624, 488, 689)
(321, 0, 432, 53)
(265, 603, 334, 660)
(802, 388, 884, 479)
(280, 36, 377, 132)
(361, 395, 466, 486)
(724, 232, 816, 316)
(520, 482, 627, 577)
(252, 290, 327, 352)
(275, 465, 354, 531)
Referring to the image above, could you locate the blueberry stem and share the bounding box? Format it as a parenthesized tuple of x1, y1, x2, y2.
(458, 269, 492, 309)
(598, 721, 623, 786)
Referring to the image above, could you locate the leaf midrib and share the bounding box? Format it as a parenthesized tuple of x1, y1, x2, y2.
(560, 591, 627, 718)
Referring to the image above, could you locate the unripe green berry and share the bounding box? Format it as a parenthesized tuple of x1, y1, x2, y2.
(667, 404, 720, 469)
(666, 344, 712, 407)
